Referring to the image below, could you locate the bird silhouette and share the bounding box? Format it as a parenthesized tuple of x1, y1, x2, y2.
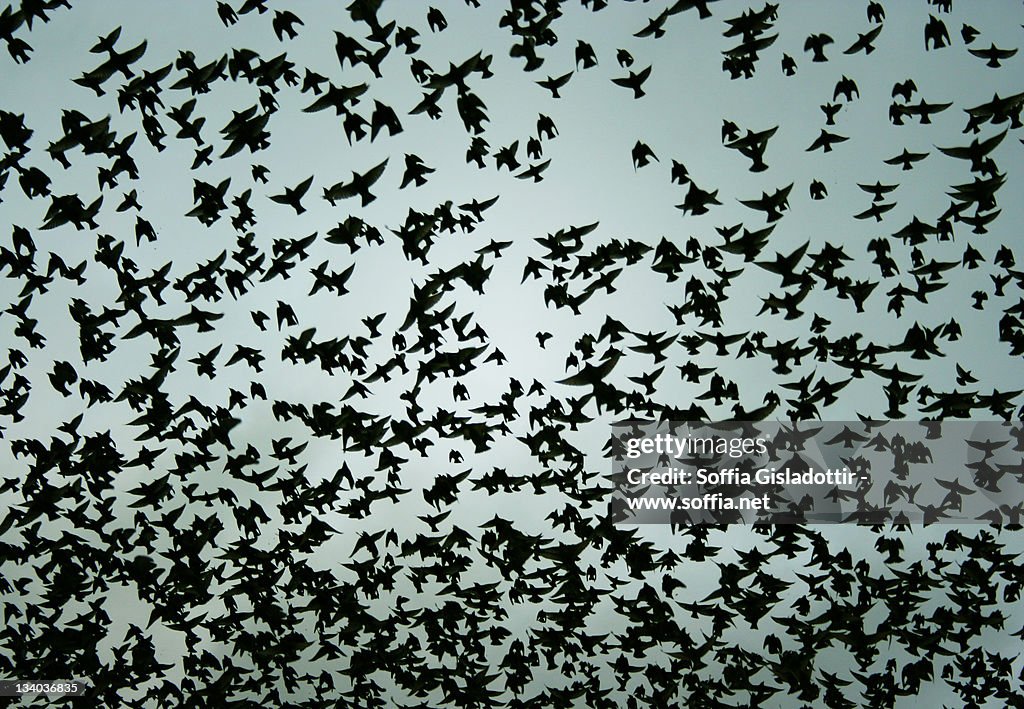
(924, 14, 950, 50)
(631, 140, 658, 169)
(536, 70, 572, 98)
(804, 33, 833, 62)
(575, 40, 597, 69)
(612, 65, 652, 98)
(322, 158, 388, 206)
(269, 176, 313, 214)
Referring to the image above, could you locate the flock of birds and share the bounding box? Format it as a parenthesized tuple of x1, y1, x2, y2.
(1, 0, 1023, 706)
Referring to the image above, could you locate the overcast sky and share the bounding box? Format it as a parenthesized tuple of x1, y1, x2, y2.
(1, 1, 1023, 706)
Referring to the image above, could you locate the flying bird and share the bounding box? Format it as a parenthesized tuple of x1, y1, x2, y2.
(804, 33, 834, 62)
(575, 40, 597, 69)
(322, 159, 388, 206)
(968, 44, 1017, 68)
(269, 176, 313, 214)
(537, 71, 573, 98)
(845, 25, 882, 55)
(631, 141, 658, 169)
(612, 65, 652, 98)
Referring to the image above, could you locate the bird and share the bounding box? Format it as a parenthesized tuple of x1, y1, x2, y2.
(924, 14, 950, 50)
(854, 201, 895, 221)
(537, 71, 573, 98)
(575, 40, 597, 69)
(892, 79, 917, 102)
(726, 126, 777, 173)
(834, 76, 859, 101)
(494, 141, 520, 171)
(968, 44, 1017, 68)
(884, 148, 929, 170)
(804, 33, 834, 62)
(370, 100, 403, 140)
(807, 129, 849, 153)
(820, 102, 842, 125)
(322, 159, 388, 206)
(739, 183, 793, 222)
(670, 161, 689, 185)
(426, 7, 447, 32)
(515, 160, 551, 182)
(631, 141, 658, 169)
(635, 10, 670, 39)
(269, 176, 313, 214)
(845, 25, 882, 55)
(399, 154, 434, 188)
(216, 2, 238, 25)
(272, 10, 303, 41)
(612, 66, 651, 98)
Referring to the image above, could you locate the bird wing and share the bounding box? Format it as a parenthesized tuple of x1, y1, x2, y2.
(360, 158, 389, 187)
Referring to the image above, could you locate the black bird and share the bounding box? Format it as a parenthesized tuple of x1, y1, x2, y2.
(676, 181, 721, 215)
(892, 79, 917, 102)
(722, 119, 739, 142)
(269, 176, 313, 214)
(526, 136, 542, 160)
(575, 40, 597, 69)
(304, 83, 368, 120)
(635, 10, 670, 39)
(937, 130, 1006, 172)
(612, 66, 652, 98)
(804, 33, 833, 62)
(399, 154, 434, 188)
(968, 44, 1017, 68)
(272, 10, 303, 41)
(370, 100, 403, 140)
(820, 102, 842, 125)
(216, 2, 237, 25)
(854, 201, 895, 221)
(725, 126, 776, 172)
(537, 114, 558, 139)
(845, 25, 882, 55)
(189, 345, 220, 378)
(670, 160, 689, 184)
(323, 159, 388, 206)
(515, 160, 551, 182)
(739, 184, 793, 222)
(394, 25, 420, 54)
(334, 31, 365, 68)
(537, 71, 573, 98)
(807, 129, 848, 153)
(924, 14, 950, 50)
(426, 6, 447, 32)
(884, 148, 929, 170)
(494, 141, 520, 171)
(833, 76, 859, 101)
(781, 54, 796, 76)
(631, 141, 658, 169)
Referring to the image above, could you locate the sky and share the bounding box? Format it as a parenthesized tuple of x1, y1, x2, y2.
(1, 0, 1023, 706)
